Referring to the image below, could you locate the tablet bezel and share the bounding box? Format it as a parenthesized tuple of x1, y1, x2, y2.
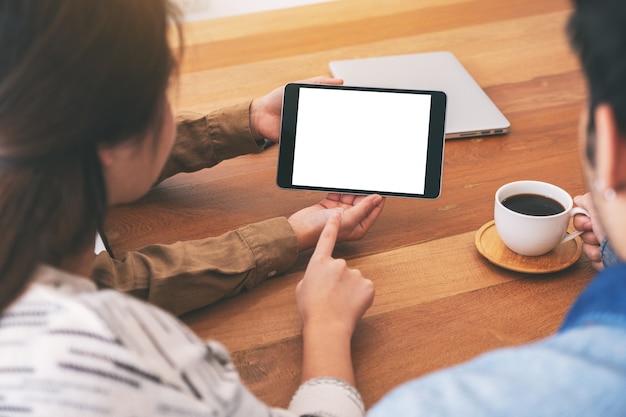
(276, 83, 446, 199)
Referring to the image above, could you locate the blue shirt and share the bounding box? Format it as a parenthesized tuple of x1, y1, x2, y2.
(368, 264, 626, 416)
(601, 237, 621, 267)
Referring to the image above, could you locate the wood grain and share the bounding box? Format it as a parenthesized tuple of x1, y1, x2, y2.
(229, 267, 593, 408)
(475, 221, 583, 273)
(103, 0, 596, 409)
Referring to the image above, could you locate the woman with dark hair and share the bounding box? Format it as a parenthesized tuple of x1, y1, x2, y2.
(0, 1, 383, 415)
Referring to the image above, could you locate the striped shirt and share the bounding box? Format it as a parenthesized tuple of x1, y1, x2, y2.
(0, 266, 364, 417)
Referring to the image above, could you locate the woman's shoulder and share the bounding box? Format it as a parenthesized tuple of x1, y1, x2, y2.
(10, 265, 215, 356)
(2, 266, 122, 342)
(0, 266, 246, 416)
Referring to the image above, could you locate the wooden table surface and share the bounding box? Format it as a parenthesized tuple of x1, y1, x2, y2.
(104, 0, 595, 409)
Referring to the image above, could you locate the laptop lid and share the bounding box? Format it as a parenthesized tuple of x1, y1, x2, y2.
(329, 51, 510, 139)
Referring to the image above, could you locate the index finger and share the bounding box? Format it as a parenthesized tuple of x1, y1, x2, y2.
(312, 211, 342, 258)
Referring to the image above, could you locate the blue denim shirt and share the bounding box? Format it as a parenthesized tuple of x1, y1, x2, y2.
(368, 264, 626, 417)
(601, 237, 621, 267)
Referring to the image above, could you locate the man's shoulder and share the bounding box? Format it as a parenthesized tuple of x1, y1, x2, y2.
(560, 263, 626, 332)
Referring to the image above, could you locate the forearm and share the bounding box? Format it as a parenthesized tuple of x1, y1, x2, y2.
(289, 323, 365, 417)
(91, 217, 298, 315)
(157, 101, 264, 183)
(301, 322, 356, 386)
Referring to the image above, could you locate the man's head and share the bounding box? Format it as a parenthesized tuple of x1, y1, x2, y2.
(568, 0, 626, 141)
(568, 0, 626, 259)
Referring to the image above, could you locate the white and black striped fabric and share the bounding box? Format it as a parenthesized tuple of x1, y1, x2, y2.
(0, 266, 364, 417)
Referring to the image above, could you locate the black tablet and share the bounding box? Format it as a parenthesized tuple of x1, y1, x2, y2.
(277, 83, 446, 199)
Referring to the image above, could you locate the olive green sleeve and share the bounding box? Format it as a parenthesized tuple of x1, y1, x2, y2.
(92, 217, 299, 316)
(93, 102, 295, 316)
(157, 101, 265, 183)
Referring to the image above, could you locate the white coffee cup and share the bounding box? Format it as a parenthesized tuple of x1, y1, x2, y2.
(494, 180, 590, 256)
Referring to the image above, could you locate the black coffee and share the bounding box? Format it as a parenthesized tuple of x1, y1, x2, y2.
(501, 193, 565, 216)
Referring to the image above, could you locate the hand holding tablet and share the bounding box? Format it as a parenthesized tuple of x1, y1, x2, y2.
(277, 83, 447, 199)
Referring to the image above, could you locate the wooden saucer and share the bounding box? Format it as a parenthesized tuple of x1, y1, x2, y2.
(475, 220, 583, 274)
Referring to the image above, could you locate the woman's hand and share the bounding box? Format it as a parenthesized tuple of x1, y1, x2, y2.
(296, 211, 375, 384)
(288, 193, 385, 252)
(249, 76, 343, 142)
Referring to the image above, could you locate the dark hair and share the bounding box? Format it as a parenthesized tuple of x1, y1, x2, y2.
(0, 0, 181, 311)
(567, 0, 626, 163)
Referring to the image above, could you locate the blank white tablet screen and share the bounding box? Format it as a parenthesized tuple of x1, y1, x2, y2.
(291, 88, 431, 194)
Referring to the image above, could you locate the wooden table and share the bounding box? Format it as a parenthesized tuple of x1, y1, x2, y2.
(104, 0, 595, 409)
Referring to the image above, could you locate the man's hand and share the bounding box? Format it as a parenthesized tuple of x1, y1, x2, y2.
(573, 192, 607, 270)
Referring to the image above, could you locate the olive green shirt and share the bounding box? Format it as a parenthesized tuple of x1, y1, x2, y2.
(91, 102, 299, 316)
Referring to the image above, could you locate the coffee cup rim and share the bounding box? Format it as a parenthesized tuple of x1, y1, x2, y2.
(495, 180, 573, 217)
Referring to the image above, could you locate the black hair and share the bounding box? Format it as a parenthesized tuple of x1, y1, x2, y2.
(0, 0, 181, 312)
(567, 0, 626, 163)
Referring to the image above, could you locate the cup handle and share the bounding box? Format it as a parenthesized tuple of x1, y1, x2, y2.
(560, 207, 591, 244)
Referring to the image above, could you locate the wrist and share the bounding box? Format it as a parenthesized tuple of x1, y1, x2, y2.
(301, 321, 355, 385)
(303, 317, 355, 340)
(287, 217, 315, 252)
(248, 99, 264, 141)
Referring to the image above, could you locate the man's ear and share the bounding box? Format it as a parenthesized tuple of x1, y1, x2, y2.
(593, 104, 626, 190)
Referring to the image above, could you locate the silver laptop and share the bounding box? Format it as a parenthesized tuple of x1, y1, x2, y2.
(329, 51, 510, 139)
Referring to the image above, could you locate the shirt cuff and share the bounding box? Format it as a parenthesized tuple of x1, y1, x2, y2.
(160, 102, 264, 182)
(289, 377, 365, 417)
(600, 237, 621, 268)
(204, 101, 265, 160)
(236, 217, 299, 281)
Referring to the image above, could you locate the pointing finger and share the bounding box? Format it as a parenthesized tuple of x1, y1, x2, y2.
(312, 210, 342, 258)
